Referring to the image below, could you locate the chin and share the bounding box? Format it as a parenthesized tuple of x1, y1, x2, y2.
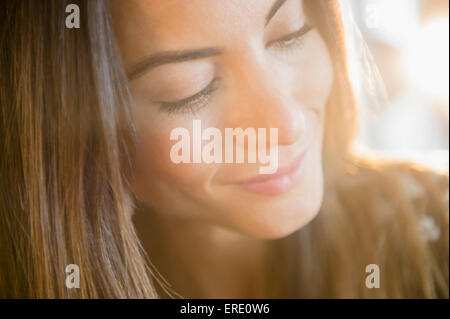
(227, 201, 322, 240)
(227, 183, 323, 240)
(261, 210, 320, 239)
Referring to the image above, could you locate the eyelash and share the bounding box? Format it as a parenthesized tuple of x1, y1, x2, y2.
(159, 78, 220, 114)
(159, 24, 314, 114)
(267, 23, 314, 52)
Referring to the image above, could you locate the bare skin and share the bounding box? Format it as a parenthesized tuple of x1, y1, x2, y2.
(111, 0, 334, 297)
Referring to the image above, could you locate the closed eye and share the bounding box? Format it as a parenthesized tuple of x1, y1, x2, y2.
(267, 23, 314, 50)
(158, 78, 220, 114)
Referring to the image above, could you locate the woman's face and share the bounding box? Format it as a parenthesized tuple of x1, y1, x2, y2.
(112, 0, 334, 239)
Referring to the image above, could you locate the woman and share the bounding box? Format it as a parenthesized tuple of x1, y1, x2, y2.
(0, 0, 448, 298)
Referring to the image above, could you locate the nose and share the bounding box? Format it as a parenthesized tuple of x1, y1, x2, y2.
(224, 54, 306, 147)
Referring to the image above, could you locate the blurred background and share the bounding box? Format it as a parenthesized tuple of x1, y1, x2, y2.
(346, 0, 449, 171)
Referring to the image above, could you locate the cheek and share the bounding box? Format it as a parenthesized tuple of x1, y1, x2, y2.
(293, 33, 334, 110)
(132, 120, 215, 202)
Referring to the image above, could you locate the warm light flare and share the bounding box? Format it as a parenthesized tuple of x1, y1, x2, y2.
(404, 18, 450, 99)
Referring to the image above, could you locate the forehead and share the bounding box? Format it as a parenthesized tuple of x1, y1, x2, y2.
(112, 0, 304, 64)
(112, 0, 262, 48)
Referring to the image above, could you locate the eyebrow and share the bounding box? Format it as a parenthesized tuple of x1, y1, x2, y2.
(265, 0, 288, 26)
(127, 48, 223, 80)
(127, 0, 288, 80)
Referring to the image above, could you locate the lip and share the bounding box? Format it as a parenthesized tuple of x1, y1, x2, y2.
(236, 150, 309, 196)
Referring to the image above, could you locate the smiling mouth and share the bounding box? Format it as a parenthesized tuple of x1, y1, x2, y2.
(235, 150, 309, 196)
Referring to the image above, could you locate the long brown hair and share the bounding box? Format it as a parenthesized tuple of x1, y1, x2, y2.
(0, 0, 156, 298)
(0, 0, 448, 298)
